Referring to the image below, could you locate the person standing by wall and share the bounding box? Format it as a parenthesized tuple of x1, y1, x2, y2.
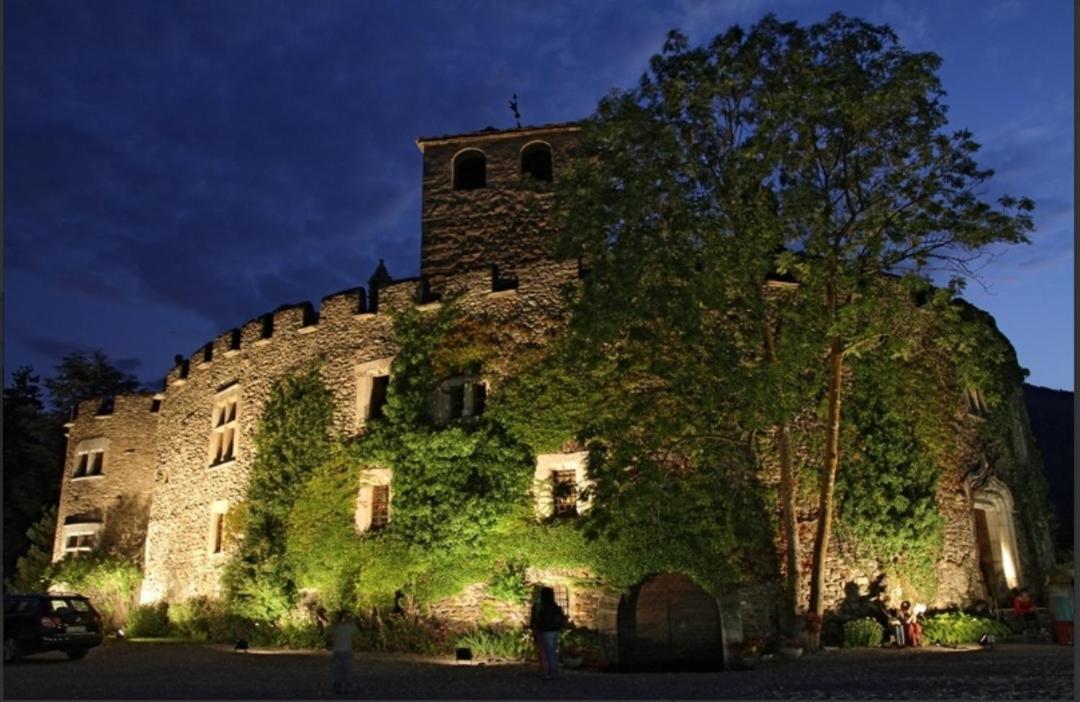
(329, 610, 358, 694)
(530, 587, 567, 679)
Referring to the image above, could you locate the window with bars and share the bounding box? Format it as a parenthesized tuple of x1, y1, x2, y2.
(550, 584, 570, 613)
(73, 450, 105, 478)
(356, 468, 393, 533)
(210, 390, 239, 466)
(551, 470, 578, 517)
(370, 485, 390, 530)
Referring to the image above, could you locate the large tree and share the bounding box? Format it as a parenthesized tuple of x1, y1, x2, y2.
(554, 14, 1032, 641)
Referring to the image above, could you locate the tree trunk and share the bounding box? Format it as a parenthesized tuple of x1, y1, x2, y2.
(807, 339, 844, 650)
(763, 317, 800, 637)
(776, 420, 800, 637)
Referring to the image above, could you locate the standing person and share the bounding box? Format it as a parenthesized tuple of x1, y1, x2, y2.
(898, 601, 922, 647)
(530, 587, 566, 679)
(329, 610, 358, 694)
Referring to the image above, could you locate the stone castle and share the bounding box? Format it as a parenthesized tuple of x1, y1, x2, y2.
(52, 123, 1054, 664)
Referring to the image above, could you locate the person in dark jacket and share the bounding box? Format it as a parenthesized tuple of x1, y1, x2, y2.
(530, 587, 566, 679)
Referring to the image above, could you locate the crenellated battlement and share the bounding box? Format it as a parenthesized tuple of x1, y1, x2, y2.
(157, 259, 579, 393)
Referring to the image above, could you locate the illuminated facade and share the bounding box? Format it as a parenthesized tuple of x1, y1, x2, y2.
(52, 123, 1055, 662)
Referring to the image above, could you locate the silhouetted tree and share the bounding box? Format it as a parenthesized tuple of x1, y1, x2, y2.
(3, 368, 64, 576)
(45, 350, 139, 419)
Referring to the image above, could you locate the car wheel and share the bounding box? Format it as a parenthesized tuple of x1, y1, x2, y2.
(66, 647, 88, 661)
(3, 638, 18, 663)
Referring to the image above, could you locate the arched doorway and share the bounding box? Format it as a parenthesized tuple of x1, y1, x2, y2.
(617, 573, 723, 671)
(972, 477, 1023, 605)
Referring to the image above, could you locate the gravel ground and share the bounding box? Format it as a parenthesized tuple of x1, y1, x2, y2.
(2, 641, 1073, 699)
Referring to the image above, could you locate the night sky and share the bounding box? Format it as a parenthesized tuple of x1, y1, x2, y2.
(4, 0, 1074, 393)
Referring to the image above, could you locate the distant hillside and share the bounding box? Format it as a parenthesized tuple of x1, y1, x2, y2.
(1022, 384, 1074, 552)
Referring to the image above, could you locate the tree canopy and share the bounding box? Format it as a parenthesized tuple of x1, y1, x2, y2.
(551, 12, 1034, 638)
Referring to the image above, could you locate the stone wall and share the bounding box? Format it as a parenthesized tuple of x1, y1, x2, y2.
(418, 124, 580, 291)
(53, 394, 159, 563)
(139, 260, 576, 604)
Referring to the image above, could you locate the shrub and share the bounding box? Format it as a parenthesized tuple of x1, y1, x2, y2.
(48, 553, 142, 632)
(355, 612, 451, 655)
(126, 603, 170, 638)
(487, 560, 530, 605)
(166, 596, 251, 642)
(922, 611, 1010, 646)
(167, 597, 216, 641)
(842, 617, 884, 648)
(453, 625, 533, 662)
(560, 627, 605, 667)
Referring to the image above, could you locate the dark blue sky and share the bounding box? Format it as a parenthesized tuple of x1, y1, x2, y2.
(5, 0, 1074, 391)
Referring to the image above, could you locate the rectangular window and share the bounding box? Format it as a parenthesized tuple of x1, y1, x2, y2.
(64, 534, 95, 551)
(552, 470, 578, 517)
(72, 450, 105, 478)
(369, 375, 389, 421)
(448, 384, 465, 419)
(211, 512, 225, 554)
(210, 390, 240, 466)
(370, 485, 390, 530)
(60, 522, 100, 552)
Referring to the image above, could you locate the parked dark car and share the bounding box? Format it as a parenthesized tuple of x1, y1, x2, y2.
(3, 592, 104, 662)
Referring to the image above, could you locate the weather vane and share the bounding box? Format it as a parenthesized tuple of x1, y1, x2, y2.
(508, 93, 521, 128)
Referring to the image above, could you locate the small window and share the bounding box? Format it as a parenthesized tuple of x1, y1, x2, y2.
(72, 443, 106, 478)
(521, 142, 553, 182)
(449, 384, 466, 420)
(64, 533, 96, 551)
(356, 468, 392, 533)
(61, 523, 101, 555)
(370, 485, 390, 530)
(438, 378, 486, 423)
(356, 357, 394, 430)
(211, 512, 225, 554)
(208, 500, 229, 555)
(453, 150, 486, 190)
(552, 470, 578, 517)
(369, 375, 389, 420)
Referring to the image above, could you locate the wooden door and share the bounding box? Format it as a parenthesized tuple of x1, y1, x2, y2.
(618, 573, 723, 670)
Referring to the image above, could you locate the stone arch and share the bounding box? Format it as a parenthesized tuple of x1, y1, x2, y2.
(617, 573, 724, 671)
(452, 148, 486, 190)
(520, 140, 553, 182)
(972, 476, 1023, 604)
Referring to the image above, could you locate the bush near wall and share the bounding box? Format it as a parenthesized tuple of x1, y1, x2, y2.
(922, 611, 1010, 646)
(842, 617, 884, 648)
(47, 553, 141, 632)
(453, 625, 533, 662)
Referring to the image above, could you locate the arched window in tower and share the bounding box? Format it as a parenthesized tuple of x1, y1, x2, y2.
(520, 141, 553, 183)
(453, 149, 487, 190)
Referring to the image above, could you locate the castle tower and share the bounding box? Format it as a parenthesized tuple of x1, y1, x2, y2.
(415, 123, 580, 292)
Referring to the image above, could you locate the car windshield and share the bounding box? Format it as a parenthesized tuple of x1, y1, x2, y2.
(49, 598, 90, 612)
